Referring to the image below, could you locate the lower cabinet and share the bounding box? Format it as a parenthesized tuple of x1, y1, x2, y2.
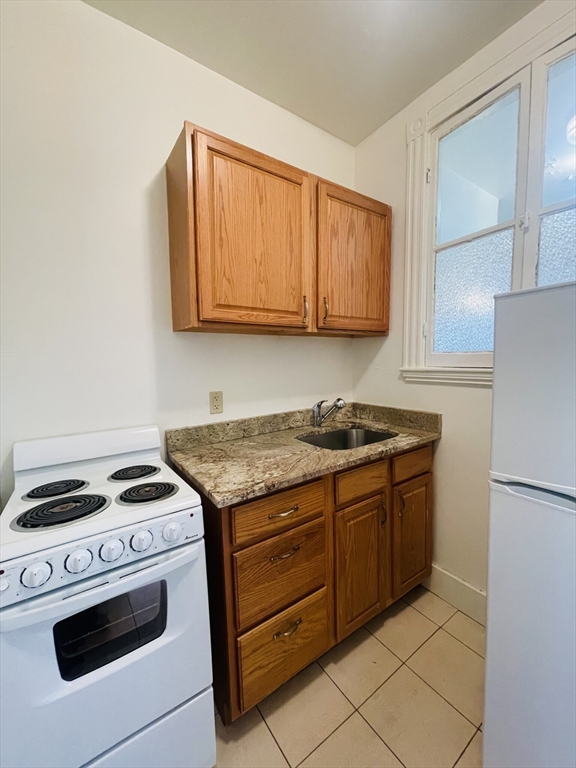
(201, 447, 433, 724)
(334, 494, 390, 641)
(392, 473, 433, 598)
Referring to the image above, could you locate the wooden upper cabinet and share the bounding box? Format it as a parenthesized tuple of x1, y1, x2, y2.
(166, 123, 391, 335)
(194, 129, 313, 328)
(317, 181, 391, 333)
(392, 473, 433, 599)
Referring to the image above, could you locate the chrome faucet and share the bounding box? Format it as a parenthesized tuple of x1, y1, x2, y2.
(312, 398, 346, 427)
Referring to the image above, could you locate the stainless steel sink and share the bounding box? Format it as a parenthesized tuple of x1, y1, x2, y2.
(297, 427, 398, 451)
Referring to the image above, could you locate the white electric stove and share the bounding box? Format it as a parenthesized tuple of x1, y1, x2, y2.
(0, 426, 216, 768)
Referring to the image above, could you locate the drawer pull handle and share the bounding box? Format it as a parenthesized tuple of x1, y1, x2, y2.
(269, 504, 299, 520)
(323, 297, 329, 323)
(273, 618, 302, 640)
(303, 295, 309, 323)
(270, 545, 301, 562)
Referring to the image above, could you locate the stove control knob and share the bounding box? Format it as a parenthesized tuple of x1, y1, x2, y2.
(21, 562, 52, 589)
(100, 539, 125, 562)
(0, 579, 9, 593)
(131, 530, 153, 552)
(65, 549, 93, 574)
(162, 521, 182, 543)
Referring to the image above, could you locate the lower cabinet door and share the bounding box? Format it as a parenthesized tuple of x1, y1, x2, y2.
(237, 588, 329, 712)
(392, 473, 433, 598)
(335, 495, 387, 641)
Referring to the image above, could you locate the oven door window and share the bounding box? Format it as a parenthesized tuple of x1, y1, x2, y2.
(53, 580, 167, 681)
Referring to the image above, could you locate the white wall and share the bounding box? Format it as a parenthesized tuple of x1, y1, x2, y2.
(0, 0, 355, 503)
(353, 0, 574, 621)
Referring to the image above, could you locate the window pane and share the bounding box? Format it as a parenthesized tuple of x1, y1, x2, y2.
(538, 207, 576, 286)
(542, 54, 576, 208)
(437, 90, 519, 245)
(434, 229, 514, 353)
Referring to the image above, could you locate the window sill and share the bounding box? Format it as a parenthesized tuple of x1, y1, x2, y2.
(400, 367, 493, 387)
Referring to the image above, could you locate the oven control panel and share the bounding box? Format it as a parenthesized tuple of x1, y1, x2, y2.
(0, 507, 202, 608)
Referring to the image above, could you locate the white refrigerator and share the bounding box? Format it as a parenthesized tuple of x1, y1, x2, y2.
(483, 281, 576, 768)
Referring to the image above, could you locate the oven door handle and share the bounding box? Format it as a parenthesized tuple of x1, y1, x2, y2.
(0, 541, 202, 633)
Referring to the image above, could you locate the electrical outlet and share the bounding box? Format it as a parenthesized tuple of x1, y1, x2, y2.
(209, 391, 223, 414)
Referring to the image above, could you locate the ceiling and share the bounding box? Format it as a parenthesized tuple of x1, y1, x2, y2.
(83, 0, 542, 145)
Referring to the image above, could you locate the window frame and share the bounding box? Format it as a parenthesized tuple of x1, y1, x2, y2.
(523, 38, 576, 288)
(425, 69, 531, 369)
(401, 26, 576, 387)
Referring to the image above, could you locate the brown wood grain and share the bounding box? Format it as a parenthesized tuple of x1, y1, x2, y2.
(232, 480, 324, 546)
(317, 180, 391, 333)
(200, 499, 242, 724)
(194, 129, 314, 327)
(233, 518, 326, 632)
(335, 496, 386, 640)
(165, 123, 197, 330)
(392, 473, 433, 599)
(335, 459, 389, 507)
(237, 587, 329, 711)
(392, 445, 433, 485)
(194, 447, 432, 723)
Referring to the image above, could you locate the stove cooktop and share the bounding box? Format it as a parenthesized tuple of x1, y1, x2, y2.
(1, 437, 201, 563)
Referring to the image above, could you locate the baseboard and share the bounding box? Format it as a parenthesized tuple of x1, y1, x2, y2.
(424, 564, 487, 626)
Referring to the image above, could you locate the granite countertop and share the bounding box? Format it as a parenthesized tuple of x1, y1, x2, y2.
(166, 402, 441, 509)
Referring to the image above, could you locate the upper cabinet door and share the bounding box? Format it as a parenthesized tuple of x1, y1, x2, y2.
(317, 182, 391, 333)
(194, 130, 314, 328)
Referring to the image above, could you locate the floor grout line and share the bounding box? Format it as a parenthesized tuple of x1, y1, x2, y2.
(441, 625, 486, 659)
(401, 598, 458, 628)
(316, 660, 364, 711)
(451, 725, 481, 767)
(364, 619, 426, 664)
(293, 710, 357, 768)
(256, 702, 292, 767)
(405, 663, 481, 730)
(356, 706, 408, 768)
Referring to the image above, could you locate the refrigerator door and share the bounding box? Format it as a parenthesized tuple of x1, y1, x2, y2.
(490, 282, 576, 496)
(484, 481, 576, 768)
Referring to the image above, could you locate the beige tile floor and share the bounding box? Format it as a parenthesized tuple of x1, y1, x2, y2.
(215, 586, 485, 768)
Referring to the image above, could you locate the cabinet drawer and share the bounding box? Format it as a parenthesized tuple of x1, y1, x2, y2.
(238, 588, 329, 712)
(335, 459, 389, 507)
(233, 518, 326, 631)
(392, 446, 432, 485)
(232, 480, 324, 545)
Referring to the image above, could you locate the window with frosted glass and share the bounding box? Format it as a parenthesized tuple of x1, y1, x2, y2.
(538, 53, 576, 286)
(434, 229, 514, 352)
(433, 90, 518, 355)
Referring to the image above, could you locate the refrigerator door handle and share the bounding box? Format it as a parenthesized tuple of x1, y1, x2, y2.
(490, 481, 576, 514)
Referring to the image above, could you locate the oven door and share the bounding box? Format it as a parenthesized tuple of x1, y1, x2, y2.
(0, 540, 212, 768)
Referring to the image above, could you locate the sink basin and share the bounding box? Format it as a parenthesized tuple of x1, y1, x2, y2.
(298, 427, 398, 451)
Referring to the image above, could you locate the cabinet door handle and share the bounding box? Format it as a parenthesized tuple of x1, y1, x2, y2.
(381, 499, 387, 526)
(323, 297, 329, 323)
(273, 618, 302, 640)
(399, 495, 405, 517)
(270, 545, 301, 562)
(302, 295, 309, 323)
(269, 504, 299, 520)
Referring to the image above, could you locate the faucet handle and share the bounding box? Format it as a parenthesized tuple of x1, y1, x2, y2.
(312, 400, 327, 427)
(335, 398, 346, 409)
